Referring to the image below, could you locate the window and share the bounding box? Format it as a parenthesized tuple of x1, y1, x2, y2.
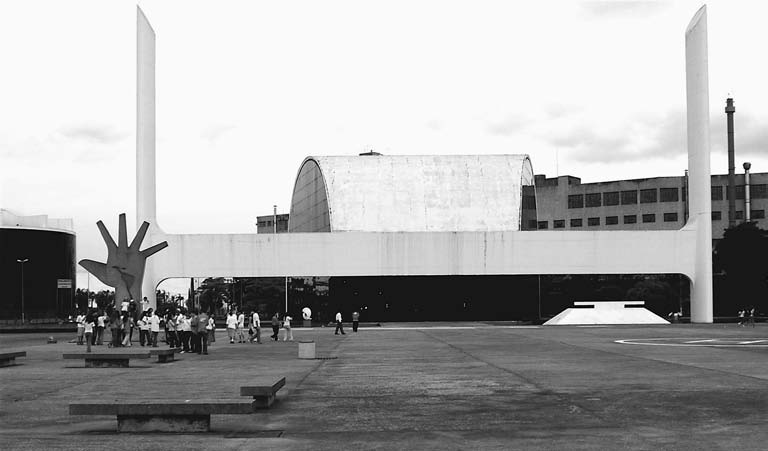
(640, 189, 657, 203)
(642, 214, 656, 223)
(711, 211, 722, 221)
(588, 217, 600, 226)
(570, 218, 583, 228)
(604, 191, 620, 206)
(621, 190, 638, 205)
(730, 185, 746, 200)
(606, 216, 618, 225)
(568, 194, 584, 209)
(624, 215, 637, 224)
(553, 220, 565, 229)
(663, 212, 678, 222)
(585, 193, 601, 207)
(537, 221, 549, 230)
(752, 184, 767, 199)
(711, 186, 723, 201)
(660, 188, 679, 202)
(752, 210, 765, 219)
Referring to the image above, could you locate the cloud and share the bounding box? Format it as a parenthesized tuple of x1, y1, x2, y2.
(487, 105, 581, 137)
(59, 125, 128, 144)
(581, 1, 668, 17)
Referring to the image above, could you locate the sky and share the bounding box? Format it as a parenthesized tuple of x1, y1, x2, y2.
(1, 0, 767, 294)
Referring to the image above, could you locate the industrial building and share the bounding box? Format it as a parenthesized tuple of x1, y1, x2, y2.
(0, 209, 76, 322)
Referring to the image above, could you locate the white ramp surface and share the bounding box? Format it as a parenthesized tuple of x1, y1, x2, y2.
(544, 301, 670, 325)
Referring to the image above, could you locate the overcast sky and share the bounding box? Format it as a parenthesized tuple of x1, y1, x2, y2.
(2, 0, 767, 293)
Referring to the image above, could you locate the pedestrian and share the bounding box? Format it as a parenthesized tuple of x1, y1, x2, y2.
(83, 312, 95, 353)
(226, 310, 238, 344)
(738, 309, 745, 327)
(95, 310, 106, 345)
(749, 307, 756, 327)
(109, 309, 121, 348)
(271, 313, 280, 341)
(121, 312, 134, 347)
(75, 311, 85, 345)
(207, 313, 216, 344)
(282, 313, 293, 341)
(198, 310, 209, 355)
(335, 311, 346, 335)
(138, 312, 150, 346)
(237, 310, 246, 343)
(190, 309, 200, 353)
(166, 311, 178, 348)
(179, 310, 191, 353)
(149, 309, 161, 347)
(250, 310, 262, 344)
(352, 310, 360, 332)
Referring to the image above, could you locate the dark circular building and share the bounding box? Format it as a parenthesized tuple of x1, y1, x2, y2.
(1, 210, 76, 322)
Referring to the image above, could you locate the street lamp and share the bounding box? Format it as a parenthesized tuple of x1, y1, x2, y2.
(16, 258, 29, 323)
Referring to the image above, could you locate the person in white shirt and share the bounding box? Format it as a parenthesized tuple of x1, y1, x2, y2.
(83, 312, 95, 353)
(236, 311, 246, 343)
(95, 311, 107, 345)
(179, 311, 191, 353)
(335, 311, 346, 335)
(249, 311, 261, 344)
(138, 313, 151, 346)
(282, 314, 293, 341)
(149, 309, 161, 347)
(226, 311, 238, 344)
(75, 312, 86, 345)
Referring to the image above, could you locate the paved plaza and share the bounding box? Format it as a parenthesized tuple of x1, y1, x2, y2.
(2, 323, 768, 450)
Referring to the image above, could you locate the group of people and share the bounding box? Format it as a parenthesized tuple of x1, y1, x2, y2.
(74, 302, 365, 353)
(737, 307, 756, 327)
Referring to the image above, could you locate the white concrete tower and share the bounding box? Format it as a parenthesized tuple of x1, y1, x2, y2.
(137, 6, 160, 309)
(684, 5, 714, 323)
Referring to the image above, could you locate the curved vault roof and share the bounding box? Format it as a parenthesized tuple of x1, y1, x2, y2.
(289, 154, 535, 232)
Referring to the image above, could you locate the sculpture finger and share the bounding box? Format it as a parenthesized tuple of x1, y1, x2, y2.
(118, 213, 128, 250)
(130, 221, 150, 250)
(141, 241, 169, 258)
(79, 260, 110, 286)
(96, 221, 117, 253)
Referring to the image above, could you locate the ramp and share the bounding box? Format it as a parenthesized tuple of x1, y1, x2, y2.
(544, 301, 670, 326)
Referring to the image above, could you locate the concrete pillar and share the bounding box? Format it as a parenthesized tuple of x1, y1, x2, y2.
(137, 6, 159, 310)
(685, 6, 713, 323)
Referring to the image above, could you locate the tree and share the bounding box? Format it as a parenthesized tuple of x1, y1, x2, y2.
(714, 222, 768, 313)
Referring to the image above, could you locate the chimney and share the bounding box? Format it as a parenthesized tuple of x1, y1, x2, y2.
(726, 98, 736, 226)
(744, 162, 751, 222)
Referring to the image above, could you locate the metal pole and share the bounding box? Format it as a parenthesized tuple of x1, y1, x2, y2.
(744, 162, 752, 222)
(273, 205, 277, 234)
(726, 98, 737, 226)
(16, 259, 28, 323)
(285, 277, 288, 313)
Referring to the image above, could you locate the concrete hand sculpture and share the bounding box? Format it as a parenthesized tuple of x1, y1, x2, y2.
(79, 213, 168, 310)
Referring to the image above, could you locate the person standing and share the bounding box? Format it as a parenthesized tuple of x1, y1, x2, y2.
(189, 310, 200, 353)
(75, 311, 85, 345)
(138, 313, 150, 346)
(236, 310, 246, 343)
(109, 309, 121, 348)
(226, 310, 238, 344)
(197, 310, 209, 355)
(179, 311, 191, 353)
(250, 310, 262, 344)
(282, 314, 293, 341)
(738, 309, 746, 327)
(149, 309, 161, 347)
(207, 313, 216, 344)
(749, 307, 756, 327)
(352, 310, 360, 332)
(166, 312, 178, 348)
(121, 312, 133, 347)
(335, 311, 346, 335)
(95, 310, 106, 345)
(271, 313, 280, 341)
(83, 312, 95, 353)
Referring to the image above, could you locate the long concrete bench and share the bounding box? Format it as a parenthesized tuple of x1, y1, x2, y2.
(0, 351, 26, 367)
(63, 352, 150, 368)
(69, 400, 256, 432)
(149, 348, 180, 363)
(240, 377, 286, 408)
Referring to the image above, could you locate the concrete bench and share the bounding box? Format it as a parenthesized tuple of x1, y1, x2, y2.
(63, 352, 150, 368)
(149, 348, 180, 363)
(0, 351, 26, 367)
(240, 377, 286, 408)
(70, 399, 256, 432)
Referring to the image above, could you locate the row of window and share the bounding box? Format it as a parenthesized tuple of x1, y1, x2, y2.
(567, 184, 768, 209)
(568, 188, 680, 208)
(534, 209, 766, 229)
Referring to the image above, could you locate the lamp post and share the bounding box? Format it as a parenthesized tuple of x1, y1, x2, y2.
(16, 258, 29, 323)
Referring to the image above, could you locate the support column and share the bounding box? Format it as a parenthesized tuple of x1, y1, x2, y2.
(137, 7, 159, 310)
(685, 6, 714, 323)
